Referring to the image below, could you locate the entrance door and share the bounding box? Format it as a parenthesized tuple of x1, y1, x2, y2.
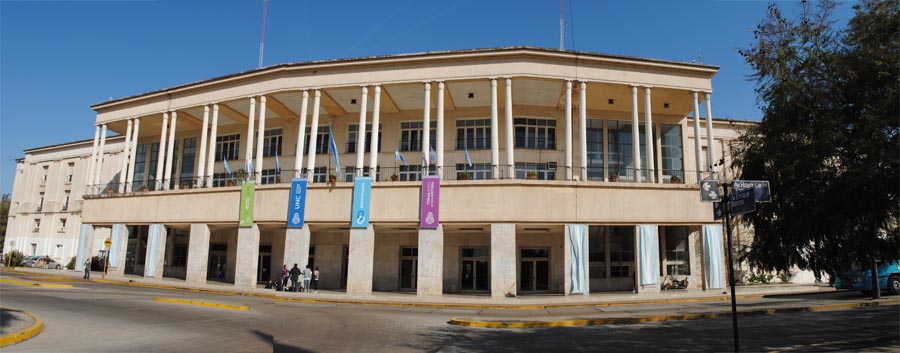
(519, 248, 550, 293)
(258, 244, 272, 284)
(208, 243, 227, 281)
(399, 247, 418, 291)
(460, 248, 489, 292)
(340, 246, 349, 289)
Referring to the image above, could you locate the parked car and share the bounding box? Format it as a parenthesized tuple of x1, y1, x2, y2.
(834, 260, 900, 295)
(19, 256, 62, 270)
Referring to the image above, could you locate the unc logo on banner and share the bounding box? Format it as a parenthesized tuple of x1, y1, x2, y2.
(351, 177, 372, 228)
(420, 176, 440, 229)
(287, 179, 308, 228)
(239, 181, 256, 228)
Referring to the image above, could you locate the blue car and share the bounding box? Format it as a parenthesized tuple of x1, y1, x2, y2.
(834, 261, 900, 295)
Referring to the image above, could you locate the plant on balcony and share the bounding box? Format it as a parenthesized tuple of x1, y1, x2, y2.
(526, 171, 538, 180)
(329, 174, 338, 184)
(390, 174, 399, 182)
(180, 182, 190, 190)
(608, 173, 619, 182)
(226, 179, 237, 187)
(670, 175, 682, 184)
(457, 172, 472, 180)
(140, 185, 149, 192)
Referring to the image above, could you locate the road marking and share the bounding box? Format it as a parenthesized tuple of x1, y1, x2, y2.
(0, 279, 74, 289)
(153, 297, 250, 311)
(0, 307, 44, 347)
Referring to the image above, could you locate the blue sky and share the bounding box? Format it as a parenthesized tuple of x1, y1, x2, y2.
(0, 0, 856, 194)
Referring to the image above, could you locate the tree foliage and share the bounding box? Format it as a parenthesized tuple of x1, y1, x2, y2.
(734, 0, 899, 275)
(0, 193, 9, 253)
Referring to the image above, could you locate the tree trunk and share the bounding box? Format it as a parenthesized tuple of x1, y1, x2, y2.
(871, 259, 881, 299)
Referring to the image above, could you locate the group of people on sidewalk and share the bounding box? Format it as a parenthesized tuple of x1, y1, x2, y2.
(266, 263, 319, 293)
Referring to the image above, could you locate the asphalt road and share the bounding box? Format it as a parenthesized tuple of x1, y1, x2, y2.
(1, 274, 897, 353)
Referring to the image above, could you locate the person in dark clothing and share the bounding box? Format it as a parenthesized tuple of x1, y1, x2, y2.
(289, 264, 301, 292)
(312, 267, 320, 293)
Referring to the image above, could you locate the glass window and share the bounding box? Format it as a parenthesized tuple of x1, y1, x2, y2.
(455, 163, 492, 180)
(260, 169, 279, 185)
(608, 121, 652, 182)
(148, 142, 159, 186)
(62, 191, 70, 211)
(263, 128, 282, 157)
(304, 127, 329, 155)
(660, 124, 685, 184)
(59, 218, 67, 232)
(589, 226, 606, 279)
(40, 166, 48, 186)
(514, 118, 556, 150)
(347, 124, 382, 153)
(399, 121, 436, 152)
(215, 134, 240, 162)
(399, 165, 422, 181)
(66, 162, 75, 184)
(179, 138, 196, 185)
(37, 192, 44, 212)
(312, 167, 328, 183)
(586, 119, 604, 181)
(663, 226, 690, 275)
(455, 119, 491, 150)
(609, 226, 634, 278)
(33, 219, 41, 232)
(132, 144, 147, 192)
(515, 162, 557, 180)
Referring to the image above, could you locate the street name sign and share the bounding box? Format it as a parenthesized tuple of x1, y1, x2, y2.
(733, 180, 771, 202)
(730, 187, 756, 215)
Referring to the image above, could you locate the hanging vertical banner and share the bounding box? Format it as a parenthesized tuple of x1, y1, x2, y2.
(703, 224, 726, 289)
(351, 176, 372, 228)
(75, 224, 91, 272)
(108, 224, 122, 268)
(638, 225, 660, 285)
(420, 176, 441, 229)
(287, 179, 308, 228)
(239, 180, 256, 228)
(145, 224, 161, 277)
(568, 224, 587, 294)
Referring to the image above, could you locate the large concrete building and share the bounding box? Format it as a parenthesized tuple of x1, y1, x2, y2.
(5, 47, 757, 297)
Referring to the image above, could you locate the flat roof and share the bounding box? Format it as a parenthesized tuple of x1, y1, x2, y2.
(23, 135, 125, 154)
(92, 46, 720, 109)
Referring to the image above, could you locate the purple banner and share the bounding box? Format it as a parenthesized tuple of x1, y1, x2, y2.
(420, 176, 440, 229)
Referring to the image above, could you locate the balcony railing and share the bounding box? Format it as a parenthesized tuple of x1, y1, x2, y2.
(83, 166, 718, 198)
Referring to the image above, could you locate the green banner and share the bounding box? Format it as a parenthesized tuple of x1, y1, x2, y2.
(239, 181, 256, 227)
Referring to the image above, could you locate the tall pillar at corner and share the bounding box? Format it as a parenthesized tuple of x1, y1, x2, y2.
(284, 227, 311, 270)
(417, 225, 443, 296)
(186, 224, 211, 285)
(490, 223, 516, 298)
(234, 224, 261, 288)
(346, 225, 375, 294)
(144, 224, 167, 279)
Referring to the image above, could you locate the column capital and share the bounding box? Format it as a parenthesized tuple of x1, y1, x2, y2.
(422, 81, 432, 85)
(213, 103, 219, 111)
(203, 105, 210, 112)
(260, 95, 267, 102)
(566, 80, 573, 88)
(360, 85, 368, 92)
(313, 89, 321, 96)
(301, 90, 309, 97)
(374, 85, 382, 92)
(437, 81, 445, 88)
(643, 85, 652, 91)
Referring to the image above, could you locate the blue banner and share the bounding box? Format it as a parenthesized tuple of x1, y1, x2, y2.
(351, 176, 372, 228)
(287, 179, 308, 228)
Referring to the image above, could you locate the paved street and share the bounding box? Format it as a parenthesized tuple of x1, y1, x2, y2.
(1, 272, 897, 352)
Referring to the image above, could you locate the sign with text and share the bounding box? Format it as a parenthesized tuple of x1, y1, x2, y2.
(420, 176, 441, 229)
(713, 201, 725, 220)
(730, 187, 756, 215)
(733, 180, 771, 202)
(700, 179, 721, 202)
(287, 179, 308, 228)
(239, 181, 256, 227)
(351, 177, 372, 228)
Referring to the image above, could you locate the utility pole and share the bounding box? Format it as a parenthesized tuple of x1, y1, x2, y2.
(721, 183, 740, 352)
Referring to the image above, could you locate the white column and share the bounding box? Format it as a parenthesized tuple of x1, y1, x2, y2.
(126, 118, 140, 190)
(422, 82, 431, 170)
(644, 87, 655, 183)
(504, 77, 515, 179)
(490, 223, 516, 298)
(86, 125, 101, 189)
(347, 226, 375, 294)
(578, 81, 588, 181)
(155, 113, 169, 190)
(234, 224, 260, 288)
(205, 105, 219, 187)
(705, 92, 715, 177)
(163, 112, 177, 190)
(436, 82, 445, 178)
(246, 97, 257, 177)
(255, 96, 267, 184)
(197, 106, 210, 187)
(118, 119, 133, 193)
(356, 86, 369, 176)
(490, 78, 500, 178)
(417, 225, 443, 296)
(294, 91, 309, 179)
(692, 91, 703, 182)
(94, 124, 108, 188)
(630, 86, 641, 183)
(369, 86, 382, 179)
(306, 90, 321, 182)
(185, 223, 210, 285)
(564, 80, 573, 180)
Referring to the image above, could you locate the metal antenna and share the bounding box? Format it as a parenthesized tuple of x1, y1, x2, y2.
(258, 0, 269, 69)
(559, 0, 565, 50)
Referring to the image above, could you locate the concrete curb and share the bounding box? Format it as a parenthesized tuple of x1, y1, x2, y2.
(0, 307, 45, 347)
(153, 297, 250, 311)
(0, 279, 74, 289)
(448, 299, 900, 328)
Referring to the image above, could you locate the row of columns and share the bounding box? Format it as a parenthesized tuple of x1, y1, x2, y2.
(91, 80, 718, 192)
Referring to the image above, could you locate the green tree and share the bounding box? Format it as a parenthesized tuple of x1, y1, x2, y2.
(0, 193, 9, 253)
(734, 0, 899, 297)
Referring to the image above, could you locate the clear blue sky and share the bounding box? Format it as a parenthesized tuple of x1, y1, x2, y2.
(0, 0, 856, 195)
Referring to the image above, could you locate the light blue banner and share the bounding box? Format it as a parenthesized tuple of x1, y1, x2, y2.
(638, 225, 660, 285)
(568, 224, 587, 294)
(109, 224, 122, 268)
(703, 224, 726, 289)
(351, 177, 372, 228)
(145, 224, 161, 277)
(75, 224, 91, 272)
(287, 179, 308, 228)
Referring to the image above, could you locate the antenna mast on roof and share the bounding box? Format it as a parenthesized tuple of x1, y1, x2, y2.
(559, 0, 565, 50)
(258, 0, 270, 69)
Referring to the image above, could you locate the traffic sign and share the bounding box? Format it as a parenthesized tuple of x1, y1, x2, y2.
(103, 238, 112, 248)
(713, 201, 724, 220)
(730, 188, 756, 215)
(733, 180, 771, 202)
(700, 180, 721, 202)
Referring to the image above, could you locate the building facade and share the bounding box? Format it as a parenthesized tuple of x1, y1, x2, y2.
(6, 47, 754, 297)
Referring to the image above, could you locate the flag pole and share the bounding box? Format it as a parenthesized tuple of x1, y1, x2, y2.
(258, 0, 269, 69)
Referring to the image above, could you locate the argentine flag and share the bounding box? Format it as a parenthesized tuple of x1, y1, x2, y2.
(395, 148, 409, 166)
(430, 145, 437, 165)
(223, 155, 233, 175)
(328, 125, 341, 173)
(464, 144, 473, 167)
(275, 149, 281, 174)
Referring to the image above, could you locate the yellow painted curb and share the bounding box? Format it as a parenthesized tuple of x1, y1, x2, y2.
(153, 297, 250, 311)
(448, 300, 900, 328)
(0, 279, 73, 289)
(0, 307, 45, 347)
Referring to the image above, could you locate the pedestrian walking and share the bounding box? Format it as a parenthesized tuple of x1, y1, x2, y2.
(312, 267, 320, 293)
(83, 258, 91, 279)
(280, 264, 289, 291)
(303, 265, 312, 293)
(289, 263, 301, 292)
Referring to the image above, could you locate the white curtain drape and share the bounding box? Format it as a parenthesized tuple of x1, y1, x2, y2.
(568, 224, 587, 294)
(703, 224, 726, 289)
(638, 225, 659, 285)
